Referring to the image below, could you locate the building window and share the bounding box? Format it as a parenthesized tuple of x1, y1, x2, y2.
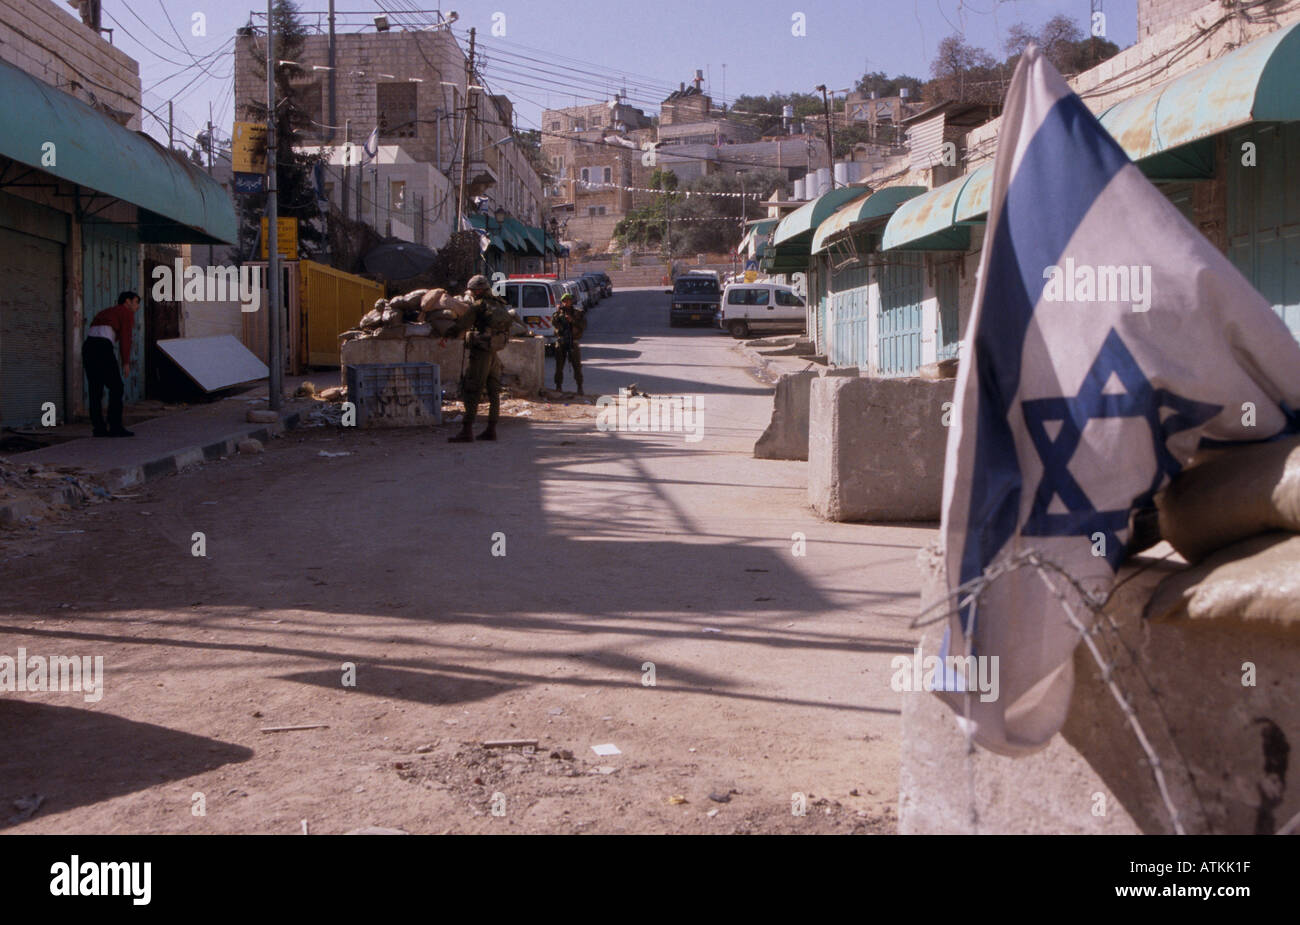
(580, 167, 590, 183)
(389, 180, 406, 212)
(550, 121, 561, 131)
(377, 82, 418, 138)
(587, 206, 606, 216)
(602, 166, 612, 183)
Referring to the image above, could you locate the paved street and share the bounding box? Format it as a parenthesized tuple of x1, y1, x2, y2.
(3, 287, 934, 834)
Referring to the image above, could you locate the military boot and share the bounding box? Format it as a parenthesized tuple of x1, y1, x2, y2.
(477, 422, 498, 441)
(575, 377, 584, 396)
(448, 421, 474, 442)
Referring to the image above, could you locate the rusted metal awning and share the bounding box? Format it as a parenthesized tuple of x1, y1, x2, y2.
(1098, 21, 1300, 179)
(881, 168, 989, 251)
(812, 186, 927, 253)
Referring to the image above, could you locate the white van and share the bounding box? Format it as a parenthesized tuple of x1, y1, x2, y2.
(717, 282, 806, 338)
(502, 278, 566, 346)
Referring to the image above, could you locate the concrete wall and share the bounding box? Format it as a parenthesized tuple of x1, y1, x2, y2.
(341, 335, 543, 399)
(807, 376, 953, 522)
(754, 367, 859, 461)
(902, 539, 1300, 834)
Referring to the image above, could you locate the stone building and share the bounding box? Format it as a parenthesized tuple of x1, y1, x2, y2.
(233, 22, 546, 257)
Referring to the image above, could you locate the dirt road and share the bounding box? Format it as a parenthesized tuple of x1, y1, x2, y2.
(1, 287, 934, 834)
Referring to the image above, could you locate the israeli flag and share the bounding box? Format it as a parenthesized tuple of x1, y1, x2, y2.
(363, 127, 379, 163)
(940, 46, 1300, 755)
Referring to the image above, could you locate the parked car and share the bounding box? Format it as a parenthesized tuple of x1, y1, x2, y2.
(667, 271, 721, 327)
(501, 277, 566, 347)
(574, 276, 599, 307)
(582, 271, 612, 298)
(717, 281, 806, 338)
(560, 279, 587, 310)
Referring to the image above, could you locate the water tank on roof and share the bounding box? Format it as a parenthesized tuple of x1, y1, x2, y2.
(815, 167, 831, 197)
(793, 178, 806, 200)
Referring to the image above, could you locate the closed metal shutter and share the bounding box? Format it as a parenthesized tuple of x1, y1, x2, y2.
(877, 253, 925, 377)
(82, 220, 141, 401)
(0, 226, 64, 427)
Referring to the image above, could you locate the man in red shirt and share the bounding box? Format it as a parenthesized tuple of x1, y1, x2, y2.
(82, 290, 139, 437)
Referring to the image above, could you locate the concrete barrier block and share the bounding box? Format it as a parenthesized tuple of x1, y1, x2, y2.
(807, 376, 953, 521)
(754, 367, 858, 461)
(500, 337, 544, 395)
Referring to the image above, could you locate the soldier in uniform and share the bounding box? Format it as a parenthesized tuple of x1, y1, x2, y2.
(441, 275, 514, 442)
(552, 292, 586, 395)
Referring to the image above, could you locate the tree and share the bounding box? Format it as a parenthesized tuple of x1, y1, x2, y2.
(1004, 14, 1121, 77)
(853, 71, 924, 101)
(238, 0, 325, 259)
(614, 167, 787, 255)
(927, 34, 1003, 105)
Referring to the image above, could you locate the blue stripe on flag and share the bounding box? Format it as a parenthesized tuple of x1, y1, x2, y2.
(958, 91, 1132, 625)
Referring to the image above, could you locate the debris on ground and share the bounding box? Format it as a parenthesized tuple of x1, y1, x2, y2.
(294, 381, 318, 398)
(8, 794, 44, 825)
(237, 438, 264, 455)
(591, 743, 621, 757)
(0, 458, 117, 527)
(247, 409, 280, 424)
(667, 795, 688, 805)
(317, 451, 351, 458)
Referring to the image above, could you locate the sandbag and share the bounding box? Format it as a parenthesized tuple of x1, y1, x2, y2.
(1145, 532, 1300, 632)
(359, 309, 384, 329)
(1156, 436, 1300, 563)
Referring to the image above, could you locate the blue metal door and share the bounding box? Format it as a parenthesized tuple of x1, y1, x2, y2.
(877, 253, 924, 376)
(935, 258, 961, 360)
(830, 264, 870, 368)
(1227, 123, 1300, 340)
(82, 220, 142, 401)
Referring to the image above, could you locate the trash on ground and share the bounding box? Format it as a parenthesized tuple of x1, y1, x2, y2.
(591, 743, 621, 756)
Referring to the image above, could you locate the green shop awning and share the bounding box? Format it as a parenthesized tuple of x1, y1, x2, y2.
(502, 217, 543, 255)
(0, 57, 235, 244)
(881, 166, 996, 251)
(738, 218, 778, 255)
(1098, 21, 1300, 180)
(520, 223, 547, 256)
(772, 185, 872, 247)
(812, 186, 928, 253)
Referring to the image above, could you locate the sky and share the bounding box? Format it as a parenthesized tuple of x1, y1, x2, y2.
(93, 0, 1137, 152)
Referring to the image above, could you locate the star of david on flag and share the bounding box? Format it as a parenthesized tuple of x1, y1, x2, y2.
(938, 46, 1300, 755)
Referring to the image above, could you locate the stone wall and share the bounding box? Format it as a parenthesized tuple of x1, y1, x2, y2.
(0, 0, 140, 127)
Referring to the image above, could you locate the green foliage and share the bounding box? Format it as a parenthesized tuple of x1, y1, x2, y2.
(924, 14, 1121, 106)
(614, 168, 786, 255)
(239, 0, 324, 255)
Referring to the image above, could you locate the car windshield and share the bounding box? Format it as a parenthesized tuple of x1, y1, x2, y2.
(675, 277, 718, 296)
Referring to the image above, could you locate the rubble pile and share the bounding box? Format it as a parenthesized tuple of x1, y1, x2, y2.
(0, 458, 113, 527)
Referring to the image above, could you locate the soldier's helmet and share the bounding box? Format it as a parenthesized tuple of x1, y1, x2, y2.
(559, 292, 574, 305)
(467, 274, 491, 292)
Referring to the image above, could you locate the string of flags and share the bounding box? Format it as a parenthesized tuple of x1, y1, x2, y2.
(576, 181, 762, 199)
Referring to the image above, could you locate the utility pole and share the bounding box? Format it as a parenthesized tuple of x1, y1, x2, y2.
(327, 0, 337, 143)
(342, 118, 350, 221)
(456, 27, 477, 231)
(266, 0, 282, 411)
(816, 84, 835, 188)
